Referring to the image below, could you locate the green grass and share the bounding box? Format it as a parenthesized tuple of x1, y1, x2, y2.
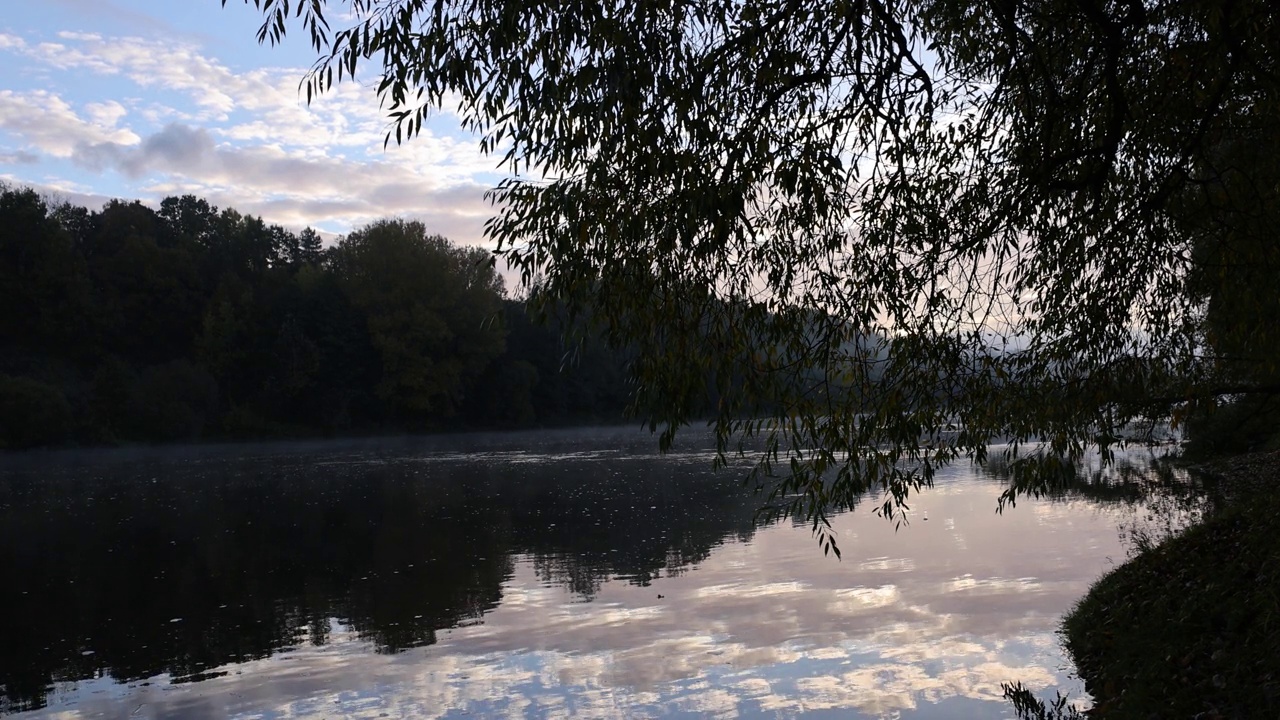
(1062, 472, 1280, 718)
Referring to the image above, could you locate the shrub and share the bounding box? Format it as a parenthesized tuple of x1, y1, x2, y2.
(0, 374, 73, 449)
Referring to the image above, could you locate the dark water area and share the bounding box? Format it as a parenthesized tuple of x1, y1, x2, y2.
(0, 427, 1140, 718)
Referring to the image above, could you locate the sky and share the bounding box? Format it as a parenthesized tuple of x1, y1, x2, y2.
(0, 0, 501, 247)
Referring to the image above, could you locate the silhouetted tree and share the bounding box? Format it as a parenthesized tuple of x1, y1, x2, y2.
(332, 219, 505, 425)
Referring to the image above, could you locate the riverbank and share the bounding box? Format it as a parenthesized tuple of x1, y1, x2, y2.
(1062, 450, 1280, 718)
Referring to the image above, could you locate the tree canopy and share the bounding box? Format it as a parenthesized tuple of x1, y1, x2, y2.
(230, 0, 1280, 551)
(0, 184, 633, 449)
(331, 219, 505, 418)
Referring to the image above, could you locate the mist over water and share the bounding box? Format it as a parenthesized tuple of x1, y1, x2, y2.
(1, 427, 1134, 718)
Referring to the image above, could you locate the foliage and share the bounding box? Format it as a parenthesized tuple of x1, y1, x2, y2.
(129, 361, 222, 442)
(0, 374, 73, 449)
(1062, 455, 1280, 717)
(0, 186, 93, 357)
(1001, 682, 1086, 720)
(1183, 394, 1280, 457)
(495, 298, 635, 425)
(90, 201, 207, 364)
(0, 185, 631, 448)
(228, 0, 1280, 547)
(331, 219, 506, 421)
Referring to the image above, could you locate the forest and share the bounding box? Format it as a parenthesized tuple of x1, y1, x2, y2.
(0, 183, 632, 449)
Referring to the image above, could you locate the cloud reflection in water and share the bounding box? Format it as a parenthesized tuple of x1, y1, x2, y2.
(3, 436, 1123, 719)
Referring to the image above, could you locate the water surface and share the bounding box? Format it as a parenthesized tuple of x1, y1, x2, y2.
(0, 428, 1136, 718)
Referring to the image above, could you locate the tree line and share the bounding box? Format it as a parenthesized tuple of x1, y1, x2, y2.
(0, 183, 631, 449)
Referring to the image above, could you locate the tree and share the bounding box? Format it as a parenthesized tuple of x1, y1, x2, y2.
(331, 219, 505, 423)
(230, 0, 1280, 551)
(0, 185, 94, 362)
(275, 226, 325, 268)
(158, 195, 219, 249)
(0, 374, 73, 449)
(89, 200, 207, 365)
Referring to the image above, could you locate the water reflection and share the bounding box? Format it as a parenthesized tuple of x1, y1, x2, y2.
(1, 429, 1134, 718)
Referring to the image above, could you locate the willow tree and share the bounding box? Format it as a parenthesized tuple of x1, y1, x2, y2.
(230, 0, 1280, 552)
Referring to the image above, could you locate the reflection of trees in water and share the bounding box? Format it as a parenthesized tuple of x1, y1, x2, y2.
(0, 463, 496, 712)
(0, 448, 766, 713)
(508, 459, 768, 596)
(0, 448, 768, 712)
(984, 448, 1220, 555)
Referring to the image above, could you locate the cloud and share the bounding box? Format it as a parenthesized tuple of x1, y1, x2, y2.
(0, 33, 27, 51)
(19, 463, 1119, 720)
(9, 31, 459, 158)
(87, 122, 495, 239)
(0, 150, 40, 165)
(1, 29, 499, 244)
(0, 89, 141, 157)
(0, 175, 119, 212)
(67, 122, 211, 177)
(84, 100, 128, 128)
(792, 660, 1059, 715)
(46, 0, 196, 39)
(2, 113, 490, 245)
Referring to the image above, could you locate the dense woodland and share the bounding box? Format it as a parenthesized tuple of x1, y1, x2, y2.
(0, 183, 632, 449)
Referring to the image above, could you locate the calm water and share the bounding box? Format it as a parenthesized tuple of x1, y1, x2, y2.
(0, 427, 1139, 719)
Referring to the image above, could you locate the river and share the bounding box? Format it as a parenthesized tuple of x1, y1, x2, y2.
(0, 427, 1149, 718)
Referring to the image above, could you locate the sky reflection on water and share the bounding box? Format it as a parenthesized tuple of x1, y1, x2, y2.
(0, 428, 1129, 718)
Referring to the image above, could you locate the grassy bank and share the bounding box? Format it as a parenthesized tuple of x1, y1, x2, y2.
(1061, 452, 1280, 718)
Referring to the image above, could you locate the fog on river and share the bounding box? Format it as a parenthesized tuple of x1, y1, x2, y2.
(0, 427, 1165, 719)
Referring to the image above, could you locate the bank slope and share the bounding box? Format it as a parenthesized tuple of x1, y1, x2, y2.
(1062, 453, 1280, 718)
